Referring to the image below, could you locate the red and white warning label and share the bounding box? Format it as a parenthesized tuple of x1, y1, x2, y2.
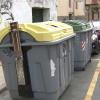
(82, 41, 85, 51)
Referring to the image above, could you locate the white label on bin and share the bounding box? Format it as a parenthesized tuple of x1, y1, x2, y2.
(50, 59, 56, 77)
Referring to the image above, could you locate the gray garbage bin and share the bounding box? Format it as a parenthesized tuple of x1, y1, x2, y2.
(74, 28, 93, 70)
(72, 20, 92, 65)
(63, 20, 93, 70)
(0, 22, 76, 100)
(41, 21, 75, 84)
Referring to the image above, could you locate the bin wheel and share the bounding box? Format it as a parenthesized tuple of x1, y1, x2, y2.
(95, 47, 99, 54)
(95, 42, 100, 54)
(82, 68, 85, 71)
(89, 59, 91, 62)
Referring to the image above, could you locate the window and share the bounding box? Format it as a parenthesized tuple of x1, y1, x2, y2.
(69, 0, 71, 8)
(76, 1, 78, 9)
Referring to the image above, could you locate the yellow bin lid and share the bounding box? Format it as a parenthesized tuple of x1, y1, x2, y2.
(42, 21, 73, 35)
(0, 21, 74, 43)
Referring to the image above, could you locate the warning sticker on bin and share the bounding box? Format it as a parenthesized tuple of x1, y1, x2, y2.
(50, 59, 56, 77)
(82, 41, 85, 51)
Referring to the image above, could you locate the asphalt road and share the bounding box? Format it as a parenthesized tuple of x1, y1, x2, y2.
(0, 54, 100, 100)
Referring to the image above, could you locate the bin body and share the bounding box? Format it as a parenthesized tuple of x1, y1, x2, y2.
(41, 21, 75, 82)
(0, 22, 75, 100)
(74, 29, 92, 70)
(63, 20, 93, 70)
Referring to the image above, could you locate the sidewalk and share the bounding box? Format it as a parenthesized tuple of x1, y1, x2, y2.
(0, 54, 100, 100)
(0, 62, 6, 93)
(0, 59, 99, 100)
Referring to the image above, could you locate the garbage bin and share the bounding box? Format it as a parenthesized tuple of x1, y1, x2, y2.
(0, 22, 76, 100)
(42, 21, 75, 83)
(72, 20, 92, 65)
(73, 20, 91, 29)
(63, 20, 87, 31)
(63, 20, 93, 70)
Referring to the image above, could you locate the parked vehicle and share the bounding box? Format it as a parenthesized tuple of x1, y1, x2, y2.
(91, 33, 99, 54)
(89, 21, 100, 54)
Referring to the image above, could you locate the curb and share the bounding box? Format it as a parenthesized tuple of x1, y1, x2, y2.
(0, 84, 7, 94)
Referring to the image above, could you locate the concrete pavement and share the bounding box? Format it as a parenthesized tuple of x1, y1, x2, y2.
(0, 62, 6, 93)
(0, 54, 100, 100)
(60, 59, 99, 100)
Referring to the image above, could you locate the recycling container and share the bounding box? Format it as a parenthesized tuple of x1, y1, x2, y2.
(0, 21, 76, 100)
(72, 20, 92, 65)
(42, 21, 75, 83)
(63, 20, 87, 31)
(73, 20, 91, 29)
(63, 20, 93, 70)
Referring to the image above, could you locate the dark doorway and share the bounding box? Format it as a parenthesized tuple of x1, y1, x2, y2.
(32, 8, 43, 23)
(98, 10, 99, 20)
(92, 11, 94, 20)
(69, 14, 72, 20)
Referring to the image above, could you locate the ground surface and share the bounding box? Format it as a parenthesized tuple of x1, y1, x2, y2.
(0, 54, 100, 100)
(0, 62, 6, 92)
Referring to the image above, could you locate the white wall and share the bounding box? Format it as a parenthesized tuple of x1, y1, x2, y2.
(0, 0, 57, 30)
(50, 0, 58, 21)
(43, 9, 50, 21)
(11, 1, 32, 23)
(30, 0, 57, 21)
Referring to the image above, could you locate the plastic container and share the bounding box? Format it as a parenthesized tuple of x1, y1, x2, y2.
(63, 20, 93, 70)
(0, 21, 76, 100)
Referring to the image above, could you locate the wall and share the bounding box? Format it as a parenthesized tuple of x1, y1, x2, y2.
(98, 0, 100, 5)
(49, 0, 57, 21)
(86, 0, 100, 5)
(85, 0, 100, 21)
(57, 0, 74, 20)
(69, 0, 74, 13)
(0, 0, 32, 30)
(57, 0, 74, 16)
(74, 1, 85, 16)
(92, 0, 98, 4)
(94, 12, 98, 20)
(43, 9, 50, 21)
(0, 0, 57, 30)
(85, 5, 92, 21)
(57, 0, 69, 17)
(30, 0, 57, 21)
(99, 9, 100, 19)
(57, 0, 85, 21)
(85, 0, 92, 4)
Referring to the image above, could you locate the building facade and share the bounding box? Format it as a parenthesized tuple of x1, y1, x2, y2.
(0, 0, 57, 30)
(57, 0, 85, 21)
(85, 0, 100, 21)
